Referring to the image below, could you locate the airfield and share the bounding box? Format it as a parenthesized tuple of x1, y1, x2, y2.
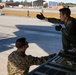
(1, 7, 75, 74)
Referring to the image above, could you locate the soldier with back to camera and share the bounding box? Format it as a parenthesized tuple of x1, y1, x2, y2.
(7, 37, 56, 75)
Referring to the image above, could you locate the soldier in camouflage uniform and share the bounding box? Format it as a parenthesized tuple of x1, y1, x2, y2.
(7, 38, 56, 75)
(36, 8, 76, 53)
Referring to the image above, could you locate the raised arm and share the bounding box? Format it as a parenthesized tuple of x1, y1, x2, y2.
(28, 53, 56, 66)
(36, 13, 63, 24)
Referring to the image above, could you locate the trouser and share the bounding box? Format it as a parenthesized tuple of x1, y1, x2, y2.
(62, 33, 76, 52)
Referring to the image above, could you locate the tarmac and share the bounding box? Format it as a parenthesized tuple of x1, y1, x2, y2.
(0, 15, 62, 75)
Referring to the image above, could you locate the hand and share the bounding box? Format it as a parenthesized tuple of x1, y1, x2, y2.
(36, 13, 45, 20)
(55, 25, 62, 31)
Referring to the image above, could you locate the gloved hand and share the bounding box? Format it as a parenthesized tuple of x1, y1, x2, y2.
(55, 25, 62, 31)
(36, 13, 45, 20)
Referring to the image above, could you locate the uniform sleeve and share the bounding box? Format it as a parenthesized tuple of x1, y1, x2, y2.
(61, 17, 76, 36)
(28, 53, 56, 66)
(48, 18, 63, 24)
(61, 21, 73, 36)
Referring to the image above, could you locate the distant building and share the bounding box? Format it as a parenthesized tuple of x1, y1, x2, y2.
(33, 0, 45, 6)
(6, 0, 10, 2)
(48, 1, 58, 6)
(0, 2, 19, 7)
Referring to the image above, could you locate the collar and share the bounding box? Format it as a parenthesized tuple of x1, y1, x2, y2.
(65, 17, 71, 25)
(17, 50, 26, 57)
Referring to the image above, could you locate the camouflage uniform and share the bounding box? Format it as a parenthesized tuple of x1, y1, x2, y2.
(48, 17, 76, 51)
(7, 50, 56, 75)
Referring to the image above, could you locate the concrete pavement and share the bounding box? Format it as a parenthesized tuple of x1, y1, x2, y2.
(0, 15, 62, 75)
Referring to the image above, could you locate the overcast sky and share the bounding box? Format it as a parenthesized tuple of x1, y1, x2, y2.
(2, 0, 76, 4)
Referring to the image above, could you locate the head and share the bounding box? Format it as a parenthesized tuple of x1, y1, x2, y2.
(15, 37, 29, 52)
(59, 8, 71, 22)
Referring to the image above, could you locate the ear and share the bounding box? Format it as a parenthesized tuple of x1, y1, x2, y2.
(63, 14, 66, 17)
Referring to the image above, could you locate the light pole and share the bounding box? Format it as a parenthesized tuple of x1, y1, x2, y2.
(48, 1, 49, 8)
(32, 1, 33, 8)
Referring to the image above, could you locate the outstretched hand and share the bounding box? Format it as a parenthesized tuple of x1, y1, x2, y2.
(36, 13, 45, 20)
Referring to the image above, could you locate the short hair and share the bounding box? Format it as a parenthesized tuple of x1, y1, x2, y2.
(15, 37, 28, 48)
(59, 8, 71, 17)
